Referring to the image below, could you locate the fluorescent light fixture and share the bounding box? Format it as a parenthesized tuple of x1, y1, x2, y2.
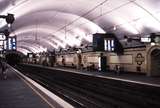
(98, 57, 101, 71)
(113, 26, 117, 30)
(7, 24, 11, 28)
(151, 42, 156, 46)
(104, 39, 107, 51)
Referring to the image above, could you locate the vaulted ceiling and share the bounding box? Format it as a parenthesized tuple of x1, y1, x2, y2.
(0, 0, 160, 55)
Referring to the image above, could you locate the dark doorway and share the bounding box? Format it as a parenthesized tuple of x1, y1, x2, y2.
(151, 49, 160, 76)
(77, 54, 82, 69)
(99, 56, 107, 72)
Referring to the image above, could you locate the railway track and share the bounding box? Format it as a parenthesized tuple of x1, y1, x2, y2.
(28, 72, 107, 108)
(16, 64, 160, 108)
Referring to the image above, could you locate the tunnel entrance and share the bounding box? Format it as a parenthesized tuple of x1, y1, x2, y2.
(5, 52, 22, 66)
(150, 49, 160, 76)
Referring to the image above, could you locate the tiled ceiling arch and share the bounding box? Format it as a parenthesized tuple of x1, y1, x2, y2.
(17, 42, 47, 53)
(17, 39, 57, 50)
(0, 0, 160, 54)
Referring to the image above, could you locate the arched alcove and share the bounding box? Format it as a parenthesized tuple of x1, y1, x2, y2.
(147, 45, 160, 76)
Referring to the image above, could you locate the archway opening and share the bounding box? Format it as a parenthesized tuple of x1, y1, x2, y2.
(150, 49, 160, 76)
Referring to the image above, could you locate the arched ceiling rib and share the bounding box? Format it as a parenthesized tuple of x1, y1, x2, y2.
(17, 47, 31, 55)
(14, 27, 80, 47)
(1, 0, 160, 54)
(12, 10, 105, 35)
(17, 39, 57, 50)
(17, 46, 37, 54)
(17, 42, 47, 53)
(16, 31, 59, 46)
(13, 23, 99, 47)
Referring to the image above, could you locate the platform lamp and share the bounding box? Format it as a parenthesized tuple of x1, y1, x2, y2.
(0, 13, 15, 25)
(6, 14, 15, 25)
(6, 14, 15, 29)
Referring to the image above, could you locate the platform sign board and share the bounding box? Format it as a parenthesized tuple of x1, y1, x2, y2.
(140, 37, 151, 43)
(7, 36, 16, 50)
(0, 34, 17, 51)
(104, 38, 115, 52)
(0, 41, 3, 51)
(0, 34, 6, 51)
(3, 40, 7, 50)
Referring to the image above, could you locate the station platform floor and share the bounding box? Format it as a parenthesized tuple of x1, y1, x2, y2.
(29, 64, 160, 87)
(0, 67, 52, 108)
(0, 66, 73, 108)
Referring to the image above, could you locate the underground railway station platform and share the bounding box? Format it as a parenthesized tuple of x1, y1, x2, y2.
(15, 64, 160, 108)
(0, 64, 160, 108)
(1, 0, 160, 108)
(0, 66, 73, 108)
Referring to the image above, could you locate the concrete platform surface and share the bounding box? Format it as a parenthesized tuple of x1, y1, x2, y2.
(0, 67, 52, 108)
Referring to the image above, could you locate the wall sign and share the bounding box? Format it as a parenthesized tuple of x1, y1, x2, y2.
(135, 53, 145, 65)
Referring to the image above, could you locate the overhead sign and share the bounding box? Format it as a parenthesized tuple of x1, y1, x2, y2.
(140, 37, 151, 43)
